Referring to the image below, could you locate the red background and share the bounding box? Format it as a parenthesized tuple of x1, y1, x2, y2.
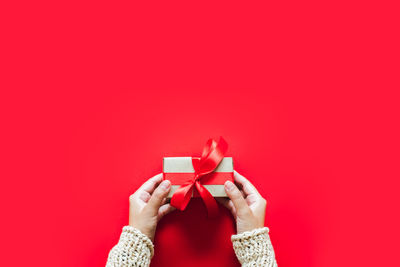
(1, 1, 399, 267)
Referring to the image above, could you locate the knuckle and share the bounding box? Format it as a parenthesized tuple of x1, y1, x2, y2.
(261, 197, 267, 206)
(231, 194, 242, 203)
(231, 188, 241, 198)
(152, 189, 164, 201)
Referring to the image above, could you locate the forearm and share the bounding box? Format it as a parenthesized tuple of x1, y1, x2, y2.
(106, 226, 154, 267)
(232, 227, 277, 267)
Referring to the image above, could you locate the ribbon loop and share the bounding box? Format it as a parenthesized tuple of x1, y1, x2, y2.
(170, 137, 228, 217)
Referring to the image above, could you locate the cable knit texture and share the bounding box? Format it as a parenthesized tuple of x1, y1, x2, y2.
(105, 226, 277, 267)
(231, 227, 277, 267)
(106, 226, 154, 267)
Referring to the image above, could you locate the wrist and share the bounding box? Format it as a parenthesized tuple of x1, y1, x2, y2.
(236, 217, 264, 234)
(130, 221, 155, 241)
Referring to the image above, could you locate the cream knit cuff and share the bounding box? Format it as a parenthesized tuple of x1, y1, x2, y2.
(231, 227, 277, 267)
(106, 226, 154, 267)
(121, 226, 154, 258)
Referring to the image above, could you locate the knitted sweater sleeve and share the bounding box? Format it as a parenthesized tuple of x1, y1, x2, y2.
(231, 227, 278, 267)
(106, 226, 154, 267)
(106, 226, 277, 267)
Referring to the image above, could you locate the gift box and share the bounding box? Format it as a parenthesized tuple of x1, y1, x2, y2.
(163, 156, 234, 198)
(162, 137, 233, 217)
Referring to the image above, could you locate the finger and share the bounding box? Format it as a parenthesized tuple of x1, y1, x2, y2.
(146, 180, 171, 215)
(138, 191, 151, 203)
(216, 198, 237, 217)
(138, 173, 163, 194)
(234, 171, 260, 196)
(224, 180, 251, 216)
(157, 204, 176, 221)
(233, 187, 246, 198)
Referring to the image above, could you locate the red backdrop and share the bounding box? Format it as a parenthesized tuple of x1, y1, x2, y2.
(1, 1, 399, 267)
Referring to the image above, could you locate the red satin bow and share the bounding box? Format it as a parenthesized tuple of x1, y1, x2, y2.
(170, 137, 228, 217)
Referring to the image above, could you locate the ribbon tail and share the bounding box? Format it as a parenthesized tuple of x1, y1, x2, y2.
(170, 183, 194, 211)
(195, 181, 219, 218)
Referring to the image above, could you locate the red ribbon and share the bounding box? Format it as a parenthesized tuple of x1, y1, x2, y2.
(170, 137, 228, 217)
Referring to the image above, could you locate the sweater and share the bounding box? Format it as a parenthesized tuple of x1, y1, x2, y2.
(106, 226, 277, 267)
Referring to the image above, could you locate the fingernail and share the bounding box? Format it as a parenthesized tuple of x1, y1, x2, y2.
(225, 180, 234, 191)
(160, 180, 171, 191)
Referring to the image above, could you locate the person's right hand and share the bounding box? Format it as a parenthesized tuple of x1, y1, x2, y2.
(218, 171, 267, 234)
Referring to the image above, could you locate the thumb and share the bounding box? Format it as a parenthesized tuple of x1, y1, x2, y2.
(224, 180, 251, 217)
(146, 180, 171, 216)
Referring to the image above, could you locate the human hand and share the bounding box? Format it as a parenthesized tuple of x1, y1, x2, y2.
(218, 171, 267, 234)
(129, 174, 175, 241)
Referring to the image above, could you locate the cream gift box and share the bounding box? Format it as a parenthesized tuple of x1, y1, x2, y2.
(163, 157, 234, 198)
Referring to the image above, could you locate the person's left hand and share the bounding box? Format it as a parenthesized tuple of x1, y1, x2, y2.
(129, 173, 175, 241)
